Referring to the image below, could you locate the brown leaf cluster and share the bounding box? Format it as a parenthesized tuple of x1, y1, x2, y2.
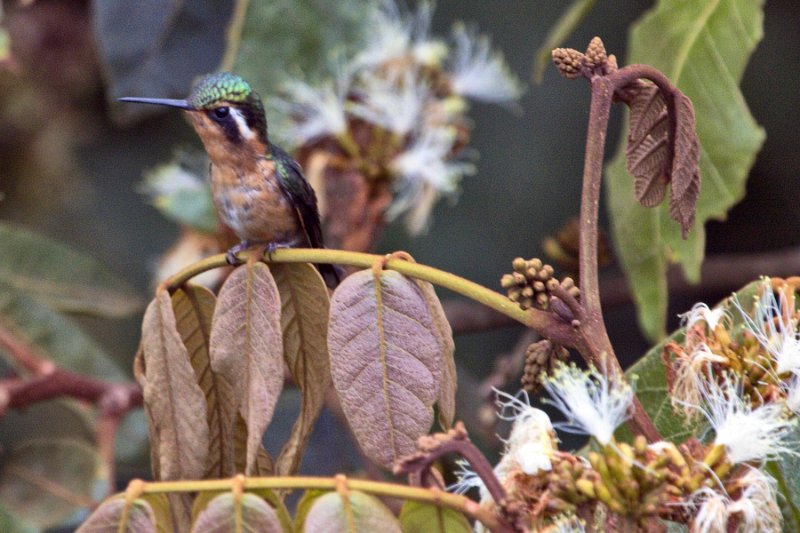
(137, 259, 457, 488)
(625, 81, 700, 237)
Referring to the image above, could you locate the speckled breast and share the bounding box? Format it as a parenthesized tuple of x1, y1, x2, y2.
(210, 161, 301, 245)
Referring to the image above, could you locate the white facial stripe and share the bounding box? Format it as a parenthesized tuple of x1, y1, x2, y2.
(230, 107, 256, 140)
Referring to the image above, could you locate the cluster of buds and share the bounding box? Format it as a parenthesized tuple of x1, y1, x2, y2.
(552, 36, 618, 81)
(521, 339, 569, 393)
(501, 257, 580, 311)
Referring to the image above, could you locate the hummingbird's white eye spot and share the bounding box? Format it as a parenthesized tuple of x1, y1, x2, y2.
(214, 106, 230, 119)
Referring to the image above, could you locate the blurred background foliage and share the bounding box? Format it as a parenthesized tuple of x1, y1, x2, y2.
(0, 0, 798, 530)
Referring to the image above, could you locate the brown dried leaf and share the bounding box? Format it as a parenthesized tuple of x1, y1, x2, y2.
(669, 90, 701, 236)
(232, 412, 274, 475)
(414, 280, 456, 429)
(190, 493, 282, 533)
(172, 285, 235, 478)
(328, 269, 443, 469)
(271, 263, 331, 476)
(624, 82, 700, 237)
(626, 83, 669, 207)
(141, 290, 209, 480)
(76, 497, 156, 533)
(209, 262, 284, 475)
(133, 345, 161, 481)
(303, 491, 402, 533)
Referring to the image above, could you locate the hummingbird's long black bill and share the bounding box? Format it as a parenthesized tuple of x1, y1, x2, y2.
(118, 97, 195, 110)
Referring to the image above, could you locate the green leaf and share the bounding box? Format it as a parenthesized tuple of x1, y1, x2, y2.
(0, 438, 106, 531)
(0, 280, 126, 381)
(0, 223, 142, 318)
(532, 0, 597, 84)
(606, 0, 766, 340)
(398, 501, 471, 533)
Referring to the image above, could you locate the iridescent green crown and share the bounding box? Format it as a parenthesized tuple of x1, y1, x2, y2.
(187, 72, 257, 109)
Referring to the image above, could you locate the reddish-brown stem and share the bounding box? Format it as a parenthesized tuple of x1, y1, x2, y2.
(575, 64, 679, 443)
(0, 324, 143, 494)
(395, 431, 521, 533)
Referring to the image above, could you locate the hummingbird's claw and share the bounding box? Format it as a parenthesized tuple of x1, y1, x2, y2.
(225, 241, 251, 265)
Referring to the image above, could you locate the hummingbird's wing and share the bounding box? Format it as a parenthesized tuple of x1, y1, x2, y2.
(271, 145, 341, 288)
(270, 144, 325, 249)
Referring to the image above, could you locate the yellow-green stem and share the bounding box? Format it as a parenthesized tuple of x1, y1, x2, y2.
(131, 476, 502, 530)
(164, 248, 537, 329)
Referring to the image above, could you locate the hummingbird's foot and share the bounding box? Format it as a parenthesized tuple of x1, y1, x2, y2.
(225, 241, 252, 265)
(265, 241, 292, 261)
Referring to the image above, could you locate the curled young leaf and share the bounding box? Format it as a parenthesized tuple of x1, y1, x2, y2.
(76, 497, 156, 533)
(209, 262, 284, 475)
(171, 285, 236, 478)
(328, 269, 443, 469)
(190, 493, 282, 533)
(669, 90, 701, 236)
(302, 491, 402, 533)
(623, 81, 700, 237)
(141, 290, 209, 481)
(271, 263, 332, 476)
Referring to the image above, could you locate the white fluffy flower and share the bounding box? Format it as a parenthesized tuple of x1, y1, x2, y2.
(349, 69, 430, 135)
(681, 302, 729, 332)
(735, 280, 800, 375)
(494, 389, 555, 475)
(691, 487, 730, 533)
(356, 0, 437, 68)
(448, 22, 523, 104)
(684, 374, 796, 464)
(448, 458, 483, 496)
(541, 363, 634, 445)
(728, 468, 781, 532)
(671, 344, 727, 415)
(273, 75, 349, 147)
(388, 127, 475, 233)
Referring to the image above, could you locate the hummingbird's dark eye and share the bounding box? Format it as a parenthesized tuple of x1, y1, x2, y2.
(214, 106, 230, 119)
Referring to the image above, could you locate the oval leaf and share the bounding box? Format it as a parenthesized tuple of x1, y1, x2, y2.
(328, 269, 443, 469)
(190, 493, 282, 533)
(398, 501, 471, 533)
(0, 222, 142, 317)
(76, 497, 156, 533)
(209, 261, 284, 475)
(303, 491, 402, 533)
(271, 263, 331, 476)
(0, 438, 105, 530)
(172, 285, 235, 478)
(141, 289, 209, 480)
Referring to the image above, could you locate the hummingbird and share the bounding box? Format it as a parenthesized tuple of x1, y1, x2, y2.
(120, 72, 339, 287)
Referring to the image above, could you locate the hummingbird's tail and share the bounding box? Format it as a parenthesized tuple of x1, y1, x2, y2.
(318, 263, 343, 289)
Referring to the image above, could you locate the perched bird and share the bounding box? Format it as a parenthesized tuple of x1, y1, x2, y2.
(120, 72, 339, 287)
